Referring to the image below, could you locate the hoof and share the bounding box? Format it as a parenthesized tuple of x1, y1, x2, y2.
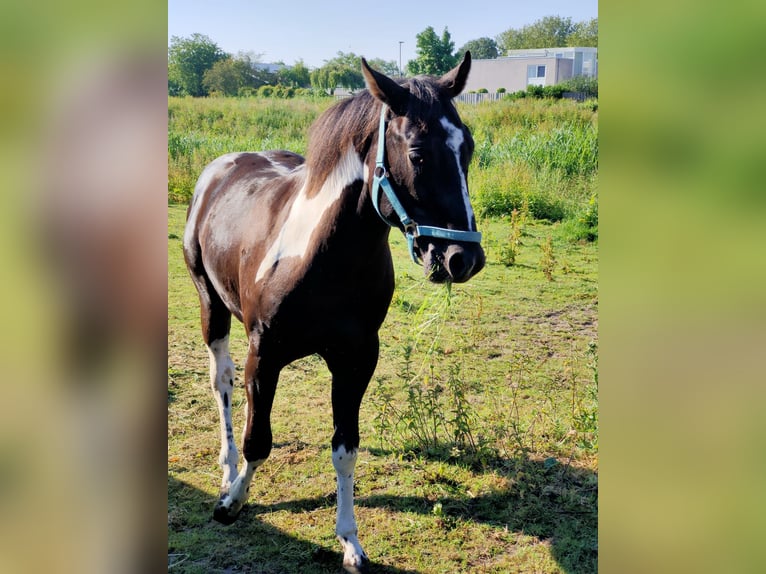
(212, 497, 242, 525)
(342, 554, 370, 574)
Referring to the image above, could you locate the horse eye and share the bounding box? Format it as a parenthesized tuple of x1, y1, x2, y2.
(409, 153, 424, 167)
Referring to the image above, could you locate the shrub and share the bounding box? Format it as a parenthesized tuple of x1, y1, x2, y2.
(558, 76, 598, 98)
(526, 84, 543, 98)
(496, 87, 506, 93)
(581, 192, 598, 229)
(257, 85, 274, 98)
(273, 85, 295, 98)
(542, 84, 565, 99)
(557, 192, 598, 242)
(477, 88, 489, 93)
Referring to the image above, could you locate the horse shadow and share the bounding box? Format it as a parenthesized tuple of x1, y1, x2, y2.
(169, 474, 422, 574)
(169, 449, 596, 573)
(361, 447, 597, 573)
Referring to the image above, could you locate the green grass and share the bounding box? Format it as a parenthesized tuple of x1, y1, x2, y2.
(168, 96, 599, 241)
(168, 96, 334, 202)
(168, 95, 597, 572)
(169, 198, 598, 572)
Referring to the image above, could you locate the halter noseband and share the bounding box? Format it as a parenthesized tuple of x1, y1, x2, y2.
(370, 106, 482, 263)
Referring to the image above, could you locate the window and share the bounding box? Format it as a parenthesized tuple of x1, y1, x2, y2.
(527, 64, 546, 79)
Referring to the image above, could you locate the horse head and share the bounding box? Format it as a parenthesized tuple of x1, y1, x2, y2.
(361, 52, 486, 284)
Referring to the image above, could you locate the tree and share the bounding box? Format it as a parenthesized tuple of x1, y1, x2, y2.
(309, 52, 365, 94)
(456, 37, 498, 60)
(406, 27, 457, 76)
(496, 16, 576, 53)
(202, 54, 265, 96)
(366, 58, 400, 77)
(277, 60, 311, 88)
(168, 33, 228, 96)
(567, 18, 598, 47)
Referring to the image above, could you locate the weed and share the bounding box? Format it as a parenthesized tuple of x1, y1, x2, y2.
(540, 235, 557, 281)
(370, 285, 491, 460)
(498, 208, 525, 266)
(500, 353, 536, 457)
(573, 340, 599, 451)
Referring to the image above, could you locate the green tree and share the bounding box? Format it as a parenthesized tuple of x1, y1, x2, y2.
(277, 60, 311, 88)
(310, 52, 365, 94)
(309, 66, 335, 94)
(496, 16, 576, 52)
(567, 18, 598, 47)
(168, 33, 228, 96)
(366, 58, 400, 77)
(202, 54, 264, 96)
(406, 26, 457, 76)
(456, 37, 498, 60)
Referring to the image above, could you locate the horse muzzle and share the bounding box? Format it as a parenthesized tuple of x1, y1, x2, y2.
(419, 239, 485, 284)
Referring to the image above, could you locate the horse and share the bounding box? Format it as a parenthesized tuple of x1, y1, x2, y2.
(183, 52, 485, 572)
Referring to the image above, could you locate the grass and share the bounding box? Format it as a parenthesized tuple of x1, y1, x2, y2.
(168, 96, 599, 240)
(168, 95, 597, 573)
(169, 212, 597, 573)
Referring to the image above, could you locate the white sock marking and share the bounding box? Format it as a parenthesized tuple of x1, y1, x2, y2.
(208, 336, 238, 489)
(332, 446, 367, 567)
(440, 117, 476, 231)
(255, 148, 364, 282)
(218, 458, 266, 517)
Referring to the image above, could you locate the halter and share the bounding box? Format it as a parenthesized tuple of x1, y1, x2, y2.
(370, 106, 482, 263)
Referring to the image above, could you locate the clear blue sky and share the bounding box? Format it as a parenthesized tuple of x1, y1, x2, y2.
(168, 0, 597, 69)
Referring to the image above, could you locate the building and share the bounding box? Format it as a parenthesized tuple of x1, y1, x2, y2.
(464, 47, 597, 93)
(253, 62, 286, 74)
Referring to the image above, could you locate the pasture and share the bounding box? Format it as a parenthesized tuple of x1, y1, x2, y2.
(168, 95, 598, 573)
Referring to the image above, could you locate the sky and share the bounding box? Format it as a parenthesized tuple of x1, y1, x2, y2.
(168, 0, 597, 69)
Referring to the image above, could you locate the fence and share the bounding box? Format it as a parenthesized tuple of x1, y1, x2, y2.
(562, 91, 590, 102)
(337, 90, 593, 104)
(336, 92, 506, 104)
(454, 92, 505, 104)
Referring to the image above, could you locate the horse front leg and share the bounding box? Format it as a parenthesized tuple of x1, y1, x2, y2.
(325, 335, 379, 574)
(213, 343, 278, 525)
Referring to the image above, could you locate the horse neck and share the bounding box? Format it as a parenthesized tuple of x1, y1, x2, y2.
(304, 98, 392, 252)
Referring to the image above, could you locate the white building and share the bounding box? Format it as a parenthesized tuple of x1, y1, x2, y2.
(463, 47, 597, 93)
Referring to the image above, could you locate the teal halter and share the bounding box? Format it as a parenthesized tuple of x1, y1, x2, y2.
(370, 106, 482, 263)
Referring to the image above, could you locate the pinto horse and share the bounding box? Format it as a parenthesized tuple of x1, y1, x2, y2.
(183, 53, 484, 572)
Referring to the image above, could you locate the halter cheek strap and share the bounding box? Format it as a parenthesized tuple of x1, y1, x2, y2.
(370, 106, 482, 264)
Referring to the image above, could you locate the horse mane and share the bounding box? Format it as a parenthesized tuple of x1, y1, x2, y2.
(305, 75, 456, 194)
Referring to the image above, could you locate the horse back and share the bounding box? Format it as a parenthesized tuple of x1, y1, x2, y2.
(183, 151, 306, 320)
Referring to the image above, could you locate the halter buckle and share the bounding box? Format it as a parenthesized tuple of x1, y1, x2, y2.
(403, 222, 419, 237)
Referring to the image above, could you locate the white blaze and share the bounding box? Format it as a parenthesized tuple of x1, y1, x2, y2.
(439, 117, 476, 231)
(255, 148, 364, 282)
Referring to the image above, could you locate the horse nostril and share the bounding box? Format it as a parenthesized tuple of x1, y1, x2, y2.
(446, 250, 470, 281)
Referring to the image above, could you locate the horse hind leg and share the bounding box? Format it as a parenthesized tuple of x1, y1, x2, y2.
(186, 258, 240, 499)
(207, 334, 239, 495)
(213, 339, 277, 525)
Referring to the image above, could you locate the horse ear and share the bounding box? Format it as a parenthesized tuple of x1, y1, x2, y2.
(361, 58, 409, 115)
(439, 51, 472, 98)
